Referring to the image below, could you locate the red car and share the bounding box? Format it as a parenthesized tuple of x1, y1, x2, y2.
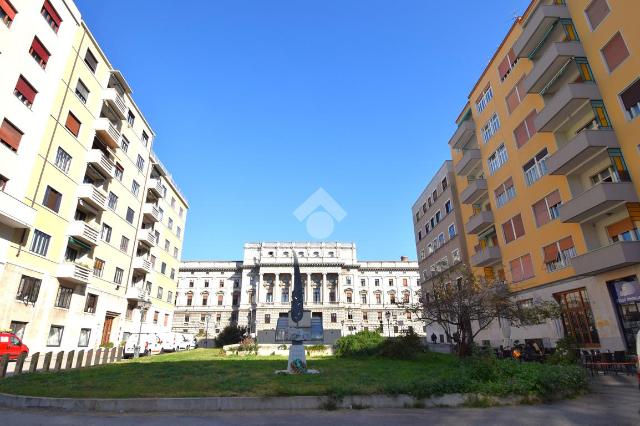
(0, 332, 29, 361)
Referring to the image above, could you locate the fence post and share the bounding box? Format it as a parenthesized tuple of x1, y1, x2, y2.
(117, 347, 123, 362)
(42, 352, 53, 372)
(86, 349, 93, 367)
(65, 350, 75, 370)
(102, 347, 109, 364)
(0, 354, 9, 378)
(109, 348, 116, 363)
(14, 353, 27, 375)
(54, 352, 64, 372)
(29, 352, 40, 373)
(94, 349, 102, 365)
(75, 350, 84, 369)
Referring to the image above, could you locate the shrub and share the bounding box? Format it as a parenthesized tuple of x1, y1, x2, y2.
(306, 344, 328, 355)
(214, 325, 247, 347)
(100, 342, 114, 349)
(237, 337, 258, 354)
(377, 329, 424, 359)
(546, 336, 580, 365)
(334, 330, 384, 357)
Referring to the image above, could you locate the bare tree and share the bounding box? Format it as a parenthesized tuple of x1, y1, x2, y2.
(400, 264, 559, 357)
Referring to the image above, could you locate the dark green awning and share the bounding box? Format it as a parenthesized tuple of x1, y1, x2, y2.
(68, 237, 92, 252)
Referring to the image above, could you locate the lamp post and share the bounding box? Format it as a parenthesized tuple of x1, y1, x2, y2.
(340, 319, 344, 337)
(133, 299, 151, 359)
(204, 314, 211, 348)
(385, 310, 391, 338)
(347, 308, 353, 335)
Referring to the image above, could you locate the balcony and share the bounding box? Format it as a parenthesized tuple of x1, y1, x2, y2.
(94, 118, 121, 149)
(86, 149, 115, 179)
(77, 184, 107, 211)
(67, 221, 99, 246)
(142, 203, 160, 222)
(0, 190, 36, 229)
(57, 263, 91, 285)
(571, 241, 640, 276)
(126, 286, 151, 303)
(138, 228, 157, 247)
(465, 211, 495, 235)
(133, 257, 152, 274)
(559, 182, 639, 223)
(448, 120, 477, 150)
(523, 42, 585, 94)
(147, 178, 163, 198)
(547, 130, 619, 175)
(535, 83, 601, 133)
(470, 246, 502, 268)
(454, 149, 481, 176)
(513, 3, 571, 58)
(103, 88, 126, 119)
(460, 178, 488, 205)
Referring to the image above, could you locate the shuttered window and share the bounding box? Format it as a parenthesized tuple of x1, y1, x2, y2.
(509, 254, 534, 283)
(513, 110, 538, 148)
(65, 111, 81, 137)
(0, 0, 16, 27)
(41, 0, 62, 32)
(543, 237, 576, 272)
(0, 118, 23, 151)
(502, 214, 525, 244)
(585, 0, 610, 30)
(29, 37, 50, 69)
(84, 49, 98, 73)
(43, 185, 62, 212)
(505, 76, 527, 114)
(601, 32, 629, 72)
(532, 190, 562, 227)
(498, 48, 517, 82)
(606, 218, 637, 241)
(620, 79, 640, 119)
(14, 75, 38, 108)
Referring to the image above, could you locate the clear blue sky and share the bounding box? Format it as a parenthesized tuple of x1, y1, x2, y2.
(77, 0, 530, 261)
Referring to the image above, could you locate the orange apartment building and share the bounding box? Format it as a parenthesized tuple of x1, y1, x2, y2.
(449, 0, 640, 352)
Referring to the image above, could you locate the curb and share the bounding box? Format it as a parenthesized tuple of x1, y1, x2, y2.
(0, 392, 529, 412)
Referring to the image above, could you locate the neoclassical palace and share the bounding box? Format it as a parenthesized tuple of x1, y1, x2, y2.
(174, 242, 427, 344)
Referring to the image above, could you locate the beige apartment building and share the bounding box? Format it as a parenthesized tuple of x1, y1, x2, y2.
(0, 0, 188, 353)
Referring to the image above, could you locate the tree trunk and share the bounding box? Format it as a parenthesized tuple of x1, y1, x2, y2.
(457, 315, 475, 358)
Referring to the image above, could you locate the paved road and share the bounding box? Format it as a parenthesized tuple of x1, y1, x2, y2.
(0, 375, 637, 425)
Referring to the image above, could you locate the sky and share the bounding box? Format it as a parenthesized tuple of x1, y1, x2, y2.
(77, 0, 531, 261)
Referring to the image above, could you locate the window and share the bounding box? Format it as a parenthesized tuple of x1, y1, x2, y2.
(264, 314, 271, 324)
(376, 293, 382, 304)
(586, 0, 610, 30)
(105, 192, 117, 210)
(54, 286, 73, 308)
(448, 224, 456, 238)
(177, 226, 182, 238)
(495, 177, 516, 208)
(168, 218, 173, 230)
(361, 293, 367, 304)
(186, 294, 192, 306)
(30, 37, 50, 69)
(167, 291, 173, 303)
(114, 267, 124, 285)
(481, 113, 500, 143)
(476, 84, 493, 113)
(620, 79, 640, 120)
(84, 293, 98, 313)
(601, 32, 629, 72)
(173, 247, 179, 258)
(153, 311, 159, 324)
(0, 119, 23, 151)
(30, 229, 51, 256)
(127, 110, 135, 126)
(532, 190, 562, 227)
(41, 1, 62, 32)
(444, 200, 452, 214)
(498, 48, 517, 81)
(74, 79, 89, 104)
(164, 239, 170, 251)
(513, 110, 538, 148)
(171, 197, 176, 208)
(120, 136, 130, 153)
(505, 76, 527, 114)
(120, 236, 129, 252)
(42, 186, 62, 212)
(93, 258, 105, 277)
(509, 254, 534, 283)
(136, 155, 144, 171)
(313, 287, 320, 303)
(157, 286, 163, 299)
(554, 288, 599, 346)
(142, 131, 149, 146)
(438, 233, 445, 246)
(179, 207, 184, 218)
(544, 237, 577, 272)
(523, 148, 549, 186)
(78, 328, 91, 347)
(346, 290, 353, 303)
(101, 223, 112, 242)
(124, 207, 135, 224)
(441, 177, 448, 191)
(184, 315, 190, 323)
(375, 279, 379, 286)
(0, 0, 17, 27)
(54, 147, 72, 173)
(488, 144, 508, 174)
(502, 214, 525, 244)
(15, 275, 41, 303)
(161, 262, 167, 274)
(14, 75, 38, 108)
(84, 49, 98, 73)
(131, 180, 140, 196)
(10, 321, 27, 340)
(281, 290, 289, 303)
(47, 325, 64, 346)
(330, 313, 337, 323)
(170, 268, 175, 279)
(65, 111, 81, 137)
(452, 249, 461, 263)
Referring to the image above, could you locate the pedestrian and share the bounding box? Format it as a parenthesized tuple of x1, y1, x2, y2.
(431, 332, 437, 344)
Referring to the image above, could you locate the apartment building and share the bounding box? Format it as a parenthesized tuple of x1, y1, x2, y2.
(412, 161, 469, 289)
(448, 0, 639, 351)
(0, 0, 188, 353)
(175, 243, 427, 345)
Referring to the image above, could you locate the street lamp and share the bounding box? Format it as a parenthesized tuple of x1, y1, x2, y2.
(204, 314, 212, 348)
(385, 310, 391, 338)
(133, 299, 152, 359)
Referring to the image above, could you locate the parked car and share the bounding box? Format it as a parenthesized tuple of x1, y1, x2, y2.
(0, 332, 29, 361)
(179, 333, 197, 350)
(123, 333, 162, 358)
(175, 334, 190, 351)
(158, 332, 180, 353)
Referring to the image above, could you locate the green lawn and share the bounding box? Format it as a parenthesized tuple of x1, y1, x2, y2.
(0, 349, 587, 399)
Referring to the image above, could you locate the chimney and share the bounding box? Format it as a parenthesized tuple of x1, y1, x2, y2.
(400, 256, 409, 262)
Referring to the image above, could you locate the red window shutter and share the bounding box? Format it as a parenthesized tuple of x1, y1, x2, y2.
(0, 0, 17, 20)
(559, 236, 574, 251)
(498, 56, 510, 79)
(0, 119, 23, 151)
(504, 177, 514, 189)
(513, 120, 529, 148)
(516, 75, 527, 100)
(31, 37, 51, 64)
(620, 79, 640, 111)
(494, 185, 505, 199)
(586, 0, 610, 29)
(532, 199, 549, 227)
(524, 110, 537, 137)
(512, 214, 525, 238)
(507, 48, 516, 67)
(606, 218, 635, 238)
(543, 243, 559, 263)
(521, 254, 534, 279)
(505, 86, 520, 114)
(16, 76, 38, 104)
(43, 0, 62, 26)
(546, 189, 561, 207)
(510, 258, 523, 283)
(65, 112, 81, 137)
(502, 220, 515, 243)
(602, 32, 629, 72)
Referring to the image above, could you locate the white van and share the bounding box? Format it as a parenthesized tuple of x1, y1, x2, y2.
(123, 333, 162, 358)
(158, 332, 179, 353)
(177, 333, 196, 350)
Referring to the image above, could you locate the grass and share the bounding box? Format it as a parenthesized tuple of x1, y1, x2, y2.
(0, 349, 587, 400)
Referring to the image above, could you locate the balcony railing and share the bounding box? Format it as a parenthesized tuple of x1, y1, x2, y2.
(142, 203, 160, 222)
(470, 246, 501, 268)
(77, 184, 107, 211)
(559, 182, 639, 223)
(547, 129, 618, 176)
(571, 241, 640, 276)
(535, 83, 601, 133)
(86, 149, 115, 179)
(513, 3, 571, 58)
(138, 228, 157, 246)
(95, 118, 121, 149)
(523, 42, 585, 94)
(448, 120, 477, 150)
(460, 178, 488, 205)
(126, 286, 151, 303)
(0, 190, 36, 229)
(133, 257, 152, 274)
(68, 221, 99, 246)
(454, 149, 481, 176)
(103, 87, 127, 119)
(57, 262, 91, 285)
(465, 210, 495, 235)
(148, 178, 163, 198)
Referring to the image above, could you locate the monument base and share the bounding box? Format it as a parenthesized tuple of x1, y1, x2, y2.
(275, 342, 319, 375)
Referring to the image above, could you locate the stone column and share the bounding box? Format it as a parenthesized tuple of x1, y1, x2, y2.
(322, 273, 326, 304)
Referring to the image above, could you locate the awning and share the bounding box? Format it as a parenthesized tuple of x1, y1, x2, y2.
(68, 236, 92, 252)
